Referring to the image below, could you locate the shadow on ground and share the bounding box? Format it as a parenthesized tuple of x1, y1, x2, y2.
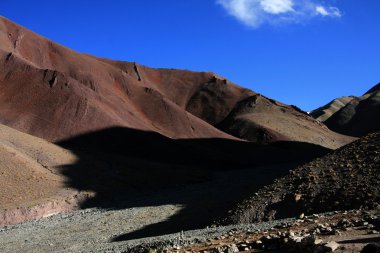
(56, 127, 330, 241)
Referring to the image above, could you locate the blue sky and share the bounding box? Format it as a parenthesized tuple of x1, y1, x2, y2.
(1, 0, 379, 111)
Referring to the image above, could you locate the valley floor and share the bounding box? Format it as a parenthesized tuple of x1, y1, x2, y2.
(0, 165, 292, 253)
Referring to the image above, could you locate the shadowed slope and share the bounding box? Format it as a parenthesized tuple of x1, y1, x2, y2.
(324, 87, 380, 137)
(313, 83, 380, 137)
(220, 131, 380, 225)
(310, 96, 355, 122)
(365, 83, 380, 95)
(56, 126, 331, 240)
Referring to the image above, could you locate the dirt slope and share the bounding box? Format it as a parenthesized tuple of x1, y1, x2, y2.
(217, 94, 353, 148)
(310, 96, 355, 122)
(0, 123, 85, 225)
(0, 16, 248, 142)
(312, 83, 380, 137)
(0, 17, 353, 149)
(221, 131, 380, 225)
(324, 86, 380, 137)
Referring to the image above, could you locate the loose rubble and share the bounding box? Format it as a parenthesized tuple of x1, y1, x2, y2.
(159, 209, 380, 253)
(221, 132, 380, 225)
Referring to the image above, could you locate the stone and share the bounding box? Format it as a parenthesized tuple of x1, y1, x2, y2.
(290, 236, 304, 243)
(226, 244, 239, 253)
(324, 241, 340, 252)
(295, 194, 302, 202)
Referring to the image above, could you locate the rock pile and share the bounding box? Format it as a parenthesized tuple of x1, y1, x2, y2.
(221, 132, 380, 224)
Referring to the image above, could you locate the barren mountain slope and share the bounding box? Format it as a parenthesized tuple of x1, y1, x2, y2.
(221, 131, 380, 225)
(310, 96, 355, 122)
(0, 123, 82, 225)
(0, 16, 242, 142)
(95, 57, 255, 126)
(312, 83, 380, 137)
(218, 94, 353, 148)
(0, 17, 354, 149)
(324, 85, 380, 137)
(366, 83, 380, 94)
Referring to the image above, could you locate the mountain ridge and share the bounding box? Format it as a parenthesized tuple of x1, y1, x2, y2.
(0, 16, 354, 149)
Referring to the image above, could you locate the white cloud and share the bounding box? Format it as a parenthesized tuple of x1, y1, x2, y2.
(315, 5, 342, 17)
(260, 0, 294, 14)
(217, 0, 342, 28)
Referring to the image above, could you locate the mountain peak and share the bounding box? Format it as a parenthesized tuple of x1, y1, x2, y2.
(365, 82, 380, 95)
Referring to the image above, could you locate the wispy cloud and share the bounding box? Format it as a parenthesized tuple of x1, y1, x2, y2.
(315, 5, 341, 17)
(217, 0, 342, 28)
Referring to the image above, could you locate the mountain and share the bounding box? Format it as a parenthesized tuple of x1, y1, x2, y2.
(311, 83, 380, 137)
(0, 16, 353, 149)
(0, 17, 246, 142)
(217, 94, 350, 148)
(365, 83, 380, 94)
(220, 131, 380, 224)
(310, 96, 355, 122)
(0, 123, 82, 225)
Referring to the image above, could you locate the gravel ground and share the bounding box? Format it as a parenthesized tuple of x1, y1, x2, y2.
(0, 204, 292, 253)
(2, 164, 378, 253)
(0, 165, 292, 253)
(0, 205, 182, 253)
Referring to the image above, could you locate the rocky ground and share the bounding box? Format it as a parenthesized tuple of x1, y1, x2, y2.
(1, 132, 378, 253)
(159, 209, 380, 253)
(220, 132, 380, 225)
(0, 164, 293, 253)
(4, 206, 377, 252)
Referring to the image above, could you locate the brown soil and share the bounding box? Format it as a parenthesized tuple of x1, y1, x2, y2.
(0, 123, 89, 225)
(0, 17, 247, 142)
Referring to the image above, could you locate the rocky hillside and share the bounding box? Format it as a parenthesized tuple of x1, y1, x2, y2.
(312, 83, 380, 137)
(218, 94, 350, 148)
(310, 96, 355, 122)
(220, 131, 380, 224)
(0, 16, 353, 149)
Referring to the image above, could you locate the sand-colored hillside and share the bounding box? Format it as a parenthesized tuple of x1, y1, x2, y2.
(218, 94, 354, 149)
(0, 123, 81, 224)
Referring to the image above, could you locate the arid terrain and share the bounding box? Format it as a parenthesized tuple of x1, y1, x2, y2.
(311, 84, 380, 137)
(220, 131, 380, 224)
(0, 16, 379, 253)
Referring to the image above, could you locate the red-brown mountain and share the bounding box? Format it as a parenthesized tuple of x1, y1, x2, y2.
(0, 16, 353, 149)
